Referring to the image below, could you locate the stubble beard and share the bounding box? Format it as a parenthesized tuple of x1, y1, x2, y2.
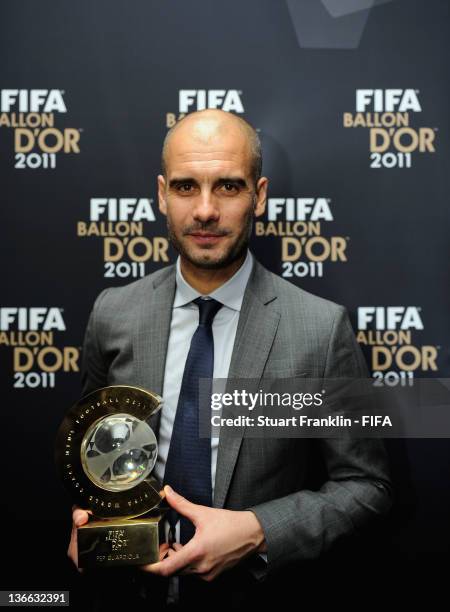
(166, 204, 255, 271)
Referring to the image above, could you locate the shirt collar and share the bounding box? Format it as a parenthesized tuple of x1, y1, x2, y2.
(174, 250, 253, 312)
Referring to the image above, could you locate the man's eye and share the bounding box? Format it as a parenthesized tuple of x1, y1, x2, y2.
(178, 184, 192, 192)
(222, 183, 237, 192)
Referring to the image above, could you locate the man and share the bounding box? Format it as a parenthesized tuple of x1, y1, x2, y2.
(68, 109, 391, 609)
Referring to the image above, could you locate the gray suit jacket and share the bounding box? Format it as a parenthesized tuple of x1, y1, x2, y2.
(81, 258, 392, 577)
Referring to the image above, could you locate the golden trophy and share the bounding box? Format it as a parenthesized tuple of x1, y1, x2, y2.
(55, 385, 166, 569)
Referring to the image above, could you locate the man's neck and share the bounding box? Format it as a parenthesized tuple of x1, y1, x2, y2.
(180, 253, 247, 295)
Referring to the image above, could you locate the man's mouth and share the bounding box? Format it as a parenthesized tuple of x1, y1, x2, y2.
(188, 231, 226, 245)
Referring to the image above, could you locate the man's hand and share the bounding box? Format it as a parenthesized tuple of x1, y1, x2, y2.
(67, 506, 90, 571)
(67, 507, 171, 571)
(141, 485, 266, 582)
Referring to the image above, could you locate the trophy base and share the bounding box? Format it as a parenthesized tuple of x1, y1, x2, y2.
(77, 516, 162, 569)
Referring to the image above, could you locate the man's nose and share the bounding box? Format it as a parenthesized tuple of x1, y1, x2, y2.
(192, 190, 220, 224)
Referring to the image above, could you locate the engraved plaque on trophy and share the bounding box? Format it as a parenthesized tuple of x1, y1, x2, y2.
(55, 385, 167, 569)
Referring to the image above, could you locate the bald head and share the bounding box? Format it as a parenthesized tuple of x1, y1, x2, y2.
(161, 109, 262, 185)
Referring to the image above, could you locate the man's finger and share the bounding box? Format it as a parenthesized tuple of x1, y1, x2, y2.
(141, 540, 197, 576)
(67, 520, 84, 573)
(164, 486, 203, 523)
(73, 508, 90, 528)
(159, 543, 170, 561)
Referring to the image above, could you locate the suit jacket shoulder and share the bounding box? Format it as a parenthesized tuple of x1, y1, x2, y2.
(94, 263, 176, 313)
(247, 260, 365, 379)
(252, 258, 344, 317)
(80, 264, 176, 395)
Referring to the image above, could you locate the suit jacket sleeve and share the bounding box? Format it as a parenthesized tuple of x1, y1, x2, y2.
(247, 305, 392, 575)
(80, 288, 110, 396)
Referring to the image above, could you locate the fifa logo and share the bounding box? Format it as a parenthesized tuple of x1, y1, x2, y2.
(0, 307, 66, 331)
(356, 89, 421, 113)
(178, 90, 244, 113)
(357, 306, 423, 331)
(0, 89, 67, 113)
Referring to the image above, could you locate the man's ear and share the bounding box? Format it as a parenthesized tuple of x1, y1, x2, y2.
(158, 175, 167, 216)
(254, 177, 268, 218)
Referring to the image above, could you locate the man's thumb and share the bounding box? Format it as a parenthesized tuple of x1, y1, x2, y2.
(164, 485, 199, 522)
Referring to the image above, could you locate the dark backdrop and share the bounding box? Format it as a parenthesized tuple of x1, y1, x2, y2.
(1, 0, 449, 605)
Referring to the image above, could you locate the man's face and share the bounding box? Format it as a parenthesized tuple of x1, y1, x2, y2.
(158, 120, 267, 269)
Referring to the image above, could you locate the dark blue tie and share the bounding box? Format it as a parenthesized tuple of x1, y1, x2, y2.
(164, 297, 222, 544)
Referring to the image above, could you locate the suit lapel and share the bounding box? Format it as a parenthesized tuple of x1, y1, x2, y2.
(133, 266, 176, 431)
(214, 261, 280, 508)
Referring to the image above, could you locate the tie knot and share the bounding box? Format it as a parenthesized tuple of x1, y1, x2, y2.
(194, 297, 222, 327)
